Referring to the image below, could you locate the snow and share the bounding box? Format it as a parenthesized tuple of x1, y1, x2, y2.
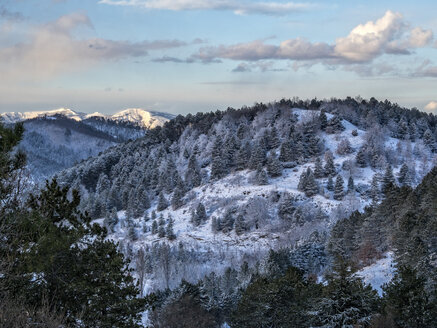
(0, 107, 174, 128)
(356, 252, 395, 295)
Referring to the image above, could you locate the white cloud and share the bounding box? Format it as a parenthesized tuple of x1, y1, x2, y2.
(189, 10, 434, 70)
(0, 13, 194, 81)
(424, 101, 437, 112)
(98, 0, 313, 16)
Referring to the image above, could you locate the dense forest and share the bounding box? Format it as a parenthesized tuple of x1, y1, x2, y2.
(1, 97, 437, 327)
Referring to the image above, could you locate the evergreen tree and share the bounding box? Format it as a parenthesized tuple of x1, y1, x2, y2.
(255, 164, 268, 185)
(166, 218, 176, 240)
(157, 192, 169, 211)
(234, 214, 247, 235)
(128, 224, 137, 241)
(314, 258, 379, 327)
(158, 225, 166, 238)
(279, 140, 295, 162)
(355, 147, 367, 168)
(370, 174, 380, 205)
(190, 209, 201, 227)
(196, 203, 207, 223)
(326, 175, 334, 192)
(314, 157, 324, 178)
(319, 109, 328, 131)
(171, 186, 184, 210)
(267, 155, 282, 177)
(211, 217, 219, 233)
(382, 164, 395, 194)
(185, 154, 202, 188)
(397, 163, 409, 186)
(249, 142, 266, 170)
(270, 126, 280, 149)
(347, 176, 355, 194)
(324, 151, 336, 176)
(211, 138, 228, 179)
(381, 266, 436, 328)
(151, 220, 158, 234)
(5, 180, 145, 326)
(334, 175, 344, 200)
(423, 128, 435, 152)
(235, 141, 251, 171)
(304, 168, 319, 197)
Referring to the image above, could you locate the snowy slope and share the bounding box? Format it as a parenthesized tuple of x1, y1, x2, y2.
(97, 109, 435, 293)
(1, 108, 85, 123)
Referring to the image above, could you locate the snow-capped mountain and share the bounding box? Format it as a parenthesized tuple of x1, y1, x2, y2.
(1, 107, 175, 128)
(1, 108, 85, 123)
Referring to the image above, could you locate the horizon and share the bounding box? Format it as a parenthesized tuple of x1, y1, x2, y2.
(1, 0, 436, 115)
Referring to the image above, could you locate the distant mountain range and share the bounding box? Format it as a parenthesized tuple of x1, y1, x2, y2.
(0, 108, 175, 129)
(0, 108, 175, 180)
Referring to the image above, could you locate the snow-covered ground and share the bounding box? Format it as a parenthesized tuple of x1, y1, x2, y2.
(357, 252, 395, 295)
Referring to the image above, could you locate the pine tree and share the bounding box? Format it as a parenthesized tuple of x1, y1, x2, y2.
(196, 203, 207, 223)
(319, 109, 328, 131)
(211, 138, 228, 179)
(304, 168, 318, 197)
(190, 209, 200, 226)
(235, 141, 251, 171)
(347, 176, 355, 194)
(397, 163, 409, 186)
(128, 224, 137, 241)
(382, 266, 436, 328)
(279, 141, 295, 162)
(185, 154, 201, 188)
(171, 186, 184, 210)
(157, 192, 169, 211)
(166, 218, 176, 240)
(324, 151, 336, 176)
(267, 155, 282, 177)
(211, 217, 219, 233)
(370, 174, 380, 205)
(249, 143, 266, 170)
(382, 164, 395, 194)
(151, 220, 158, 234)
(270, 126, 280, 149)
(423, 128, 435, 152)
(314, 157, 324, 178)
(158, 225, 166, 238)
(314, 257, 379, 327)
(255, 164, 268, 185)
(234, 214, 247, 235)
(355, 147, 367, 168)
(334, 175, 344, 200)
(298, 170, 308, 191)
(326, 175, 334, 191)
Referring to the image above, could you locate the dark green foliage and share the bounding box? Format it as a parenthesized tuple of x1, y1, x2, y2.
(326, 175, 334, 191)
(166, 218, 176, 240)
(333, 175, 344, 200)
(314, 157, 324, 178)
(255, 164, 268, 185)
(319, 109, 328, 131)
(347, 176, 355, 193)
(157, 191, 169, 211)
(266, 154, 282, 177)
(279, 140, 295, 162)
(382, 164, 395, 194)
(2, 180, 145, 327)
(397, 163, 410, 186)
(313, 257, 379, 328)
(356, 147, 367, 167)
(381, 266, 436, 328)
(231, 267, 322, 328)
(324, 151, 336, 176)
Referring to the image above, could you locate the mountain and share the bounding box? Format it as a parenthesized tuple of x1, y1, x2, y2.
(1, 107, 175, 128)
(54, 97, 437, 295)
(1, 108, 174, 180)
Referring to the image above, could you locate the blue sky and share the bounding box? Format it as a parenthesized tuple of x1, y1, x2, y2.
(1, 0, 436, 114)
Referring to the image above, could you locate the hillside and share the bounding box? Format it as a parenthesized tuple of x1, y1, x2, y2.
(55, 97, 437, 294)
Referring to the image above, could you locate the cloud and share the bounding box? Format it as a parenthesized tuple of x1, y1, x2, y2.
(424, 101, 437, 112)
(0, 6, 25, 21)
(189, 11, 434, 68)
(98, 0, 314, 16)
(231, 61, 287, 73)
(152, 55, 195, 63)
(0, 12, 194, 81)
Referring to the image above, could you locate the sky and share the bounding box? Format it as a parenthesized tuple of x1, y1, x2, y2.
(0, 0, 436, 115)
